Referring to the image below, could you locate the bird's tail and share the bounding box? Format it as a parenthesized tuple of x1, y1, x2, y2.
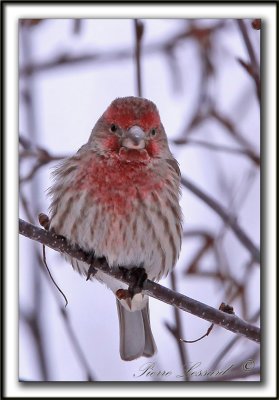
(116, 299, 157, 361)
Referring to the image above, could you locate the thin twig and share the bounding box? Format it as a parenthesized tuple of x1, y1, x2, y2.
(167, 271, 190, 381)
(42, 245, 68, 307)
(209, 309, 260, 371)
(134, 19, 144, 97)
(180, 303, 234, 344)
(20, 22, 226, 77)
(19, 309, 50, 380)
(172, 137, 260, 166)
(19, 136, 66, 183)
(236, 19, 260, 102)
(20, 24, 50, 380)
(59, 307, 96, 381)
(19, 219, 261, 344)
(35, 249, 96, 380)
(210, 108, 260, 166)
(181, 176, 260, 264)
(180, 324, 214, 344)
(237, 19, 260, 69)
(19, 195, 95, 379)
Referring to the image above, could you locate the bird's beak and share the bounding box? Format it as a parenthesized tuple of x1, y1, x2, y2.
(121, 126, 145, 149)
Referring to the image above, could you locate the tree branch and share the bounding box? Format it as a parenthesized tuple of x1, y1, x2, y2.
(181, 176, 260, 264)
(19, 218, 260, 344)
(210, 108, 260, 166)
(172, 137, 260, 166)
(167, 271, 190, 381)
(236, 19, 260, 102)
(20, 22, 226, 77)
(134, 19, 144, 98)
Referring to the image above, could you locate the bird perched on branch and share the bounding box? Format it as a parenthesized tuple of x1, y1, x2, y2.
(48, 96, 182, 361)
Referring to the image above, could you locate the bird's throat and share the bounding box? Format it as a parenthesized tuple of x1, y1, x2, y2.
(118, 147, 150, 163)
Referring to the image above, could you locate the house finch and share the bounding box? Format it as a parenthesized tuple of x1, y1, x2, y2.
(48, 96, 182, 361)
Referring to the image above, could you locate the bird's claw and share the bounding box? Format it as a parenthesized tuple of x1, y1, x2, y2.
(119, 266, 147, 299)
(86, 255, 106, 281)
(86, 264, 97, 281)
(116, 288, 131, 300)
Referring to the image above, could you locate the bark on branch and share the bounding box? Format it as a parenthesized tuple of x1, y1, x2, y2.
(19, 218, 260, 344)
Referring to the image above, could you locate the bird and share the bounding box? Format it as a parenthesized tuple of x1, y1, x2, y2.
(48, 96, 182, 361)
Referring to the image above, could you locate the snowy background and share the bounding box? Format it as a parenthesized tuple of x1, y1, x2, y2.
(19, 18, 260, 382)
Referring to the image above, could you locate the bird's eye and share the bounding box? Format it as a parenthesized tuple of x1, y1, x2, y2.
(150, 128, 157, 137)
(110, 124, 117, 133)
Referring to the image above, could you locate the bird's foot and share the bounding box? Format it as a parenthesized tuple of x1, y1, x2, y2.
(118, 266, 147, 299)
(86, 255, 106, 281)
(116, 288, 131, 300)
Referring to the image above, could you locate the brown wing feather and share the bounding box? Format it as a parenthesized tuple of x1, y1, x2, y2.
(166, 158, 181, 177)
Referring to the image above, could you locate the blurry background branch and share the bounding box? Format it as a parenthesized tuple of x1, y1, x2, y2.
(134, 19, 144, 97)
(19, 21, 227, 77)
(165, 271, 190, 381)
(181, 177, 260, 264)
(19, 166, 96, 381)
(19, 135, 65, 183)
(19, 218, 261, 344)
(172, 137, 260, 163)
(236, 19, 260, 102)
